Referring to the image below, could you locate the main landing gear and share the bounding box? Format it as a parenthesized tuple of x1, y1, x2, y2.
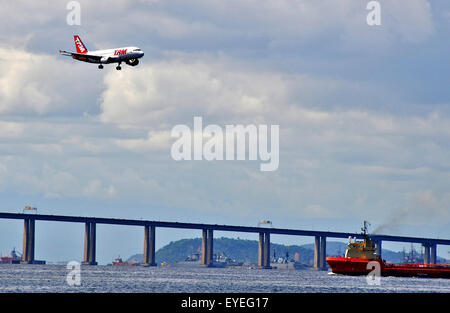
(97, 63, 122, 70)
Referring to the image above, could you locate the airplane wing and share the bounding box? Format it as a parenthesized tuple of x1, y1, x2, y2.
(59, 50, 103, 62)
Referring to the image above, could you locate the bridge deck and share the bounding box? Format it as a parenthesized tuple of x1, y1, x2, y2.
(0, 212, 449, 245)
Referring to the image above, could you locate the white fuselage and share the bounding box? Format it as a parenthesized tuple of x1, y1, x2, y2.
(84, 46, 144, 64)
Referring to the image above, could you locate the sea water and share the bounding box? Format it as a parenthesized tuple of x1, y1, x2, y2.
(0, 264, 448, 293)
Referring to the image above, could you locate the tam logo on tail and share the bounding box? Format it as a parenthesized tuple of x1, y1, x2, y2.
(74, 35, 87, 54)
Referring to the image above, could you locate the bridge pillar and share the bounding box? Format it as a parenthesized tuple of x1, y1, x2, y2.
(263, 232, 271, 269)
(143, 225, 156, 266)
(313, 236, 320, 270)
(201, 229, 207, 266)
(423, 244, 431, 264)
(83, 222, 90, 263)
(82, 222, 97, 265)
(21, 218, 35, 264)
(319, 236, 327, 270)
(206, 229, 214, 266)
(90, 222, 96, 264)
(257, 232, 271, 269)
(200, 229, 214, 267)
(258, 232, 264, 267)
(430, 244, 437, 264)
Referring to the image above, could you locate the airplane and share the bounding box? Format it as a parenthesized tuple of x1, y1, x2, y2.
(59, 35, 144, 70)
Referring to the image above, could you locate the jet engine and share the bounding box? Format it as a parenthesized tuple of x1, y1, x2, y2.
(126, 59, 139, 66)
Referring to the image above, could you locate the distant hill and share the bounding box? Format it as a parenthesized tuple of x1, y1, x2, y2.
(128, 237, 314, 265)
(127, 237, 448, 265)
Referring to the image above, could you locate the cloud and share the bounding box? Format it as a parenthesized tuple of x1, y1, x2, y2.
(99, 57, 396, 130)
(383, 0, 434, 43)
(134, 0, 434, 45)
(82, 179, 117, 198)
(115, 130, 172, 152)
(0, 0, 447, 235)
(1, 0, 435, 56)
(99, 59, 287, 127)
(0, 48, 448, 224)
(0, 122, 24, 138)
(373, 190, 450, 234)
(97, 59, 450, 222)
(62, 136, 103, 154)
(0, 48, 102, 115)
(99, 58, 450, 152)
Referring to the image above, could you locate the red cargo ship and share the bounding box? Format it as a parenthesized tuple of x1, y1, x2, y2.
(0, 248, 21, 264)
(326, 223, 450, 278)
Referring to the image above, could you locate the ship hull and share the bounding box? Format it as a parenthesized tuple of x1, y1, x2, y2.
(326, 257, 381, 276)
(383, 263, 450, 278)
(0, 258, 20, 264)
(326, 257, 450, 278)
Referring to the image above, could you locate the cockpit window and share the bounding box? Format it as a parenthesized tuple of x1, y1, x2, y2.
(134, 49, 142, 51)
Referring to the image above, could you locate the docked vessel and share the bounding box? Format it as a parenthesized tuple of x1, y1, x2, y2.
(270, 252, 308, 270)
(112, 256, 139, 266)
(174, 252, 244, 268)
(174, 253, 201, 267)
(214, 252, 244, 268)
(0, 248, 21, 264)
(326, 222, 450, 278)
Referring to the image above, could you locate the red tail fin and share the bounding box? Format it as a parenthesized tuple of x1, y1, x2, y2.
(74, 35, 88, 54)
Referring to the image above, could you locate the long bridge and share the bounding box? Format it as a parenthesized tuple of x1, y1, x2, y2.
(1, 212, 449, 268)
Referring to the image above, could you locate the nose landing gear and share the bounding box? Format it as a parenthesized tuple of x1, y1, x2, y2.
(98, 64, 104, 69)
(116, 62, 122, 70)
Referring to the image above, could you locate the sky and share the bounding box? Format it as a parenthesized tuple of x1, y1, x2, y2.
(0, 0, 449, 264)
